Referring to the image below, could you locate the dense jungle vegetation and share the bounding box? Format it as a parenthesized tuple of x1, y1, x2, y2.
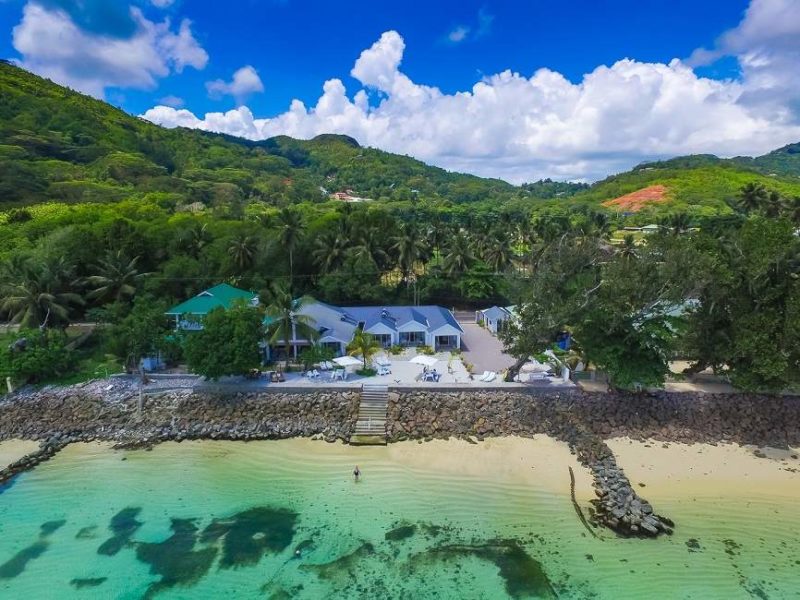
(1, 62, 799, 391)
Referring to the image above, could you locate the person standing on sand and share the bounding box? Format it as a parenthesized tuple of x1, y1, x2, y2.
(353, 465, 361, 481)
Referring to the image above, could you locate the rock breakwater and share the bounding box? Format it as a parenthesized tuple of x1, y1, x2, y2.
(3, 383, 799, 538)
(0, 388, 360, 450)
(387, 388, 800, 537)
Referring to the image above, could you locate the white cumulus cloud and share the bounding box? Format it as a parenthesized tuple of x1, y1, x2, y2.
(143, 3, 800, 183)
(12, 1, 208, 98)
(206, 65, 265, 104)
(688, 0, 800, 113)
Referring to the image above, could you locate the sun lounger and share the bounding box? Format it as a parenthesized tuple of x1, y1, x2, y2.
(377, 365, 391, 376)
(483, 372, 496, 382)
(478, 371, 490, 381)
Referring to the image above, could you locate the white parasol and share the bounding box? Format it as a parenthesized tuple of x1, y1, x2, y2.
(410, 355, 438, 367)
(333, 356, 362, 367)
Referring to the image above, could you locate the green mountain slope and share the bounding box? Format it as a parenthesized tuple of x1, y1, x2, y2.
(0, 62, 519, 208)
(1, 61, 800, 218)
(734, 142, 800, 177)
(571, 153, 800, 219)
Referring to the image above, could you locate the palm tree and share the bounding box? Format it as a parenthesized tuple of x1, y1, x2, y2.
(351, 226, 388, 267)
(86, 251, 149, 304)
(346, 329, 381, 369)
(663, 213, 692, 235)
(425, 217, 451, 258)
(737, 182, 767, 213)
(618, 234, 638, 260)
(762, 190, 783, 218)
(180, 223, 212, 257)
(443, 232, 474, 276)
(482, 231, 513, 272)
(0, 253, 32, 284)
(2, 261, 83, 329)
(262, 282, 318, 369)
(313, 230, 348, 272)
(471, 230, 492, 258)
(227, 234, 259, 272)
(783, 196, 800, 224)
(392, 224, 427, 279)
(275, 208, 306, 288)
(591, 211, 612, 238)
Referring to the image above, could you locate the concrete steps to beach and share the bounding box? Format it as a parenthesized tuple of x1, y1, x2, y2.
(350, 384, 388, 445)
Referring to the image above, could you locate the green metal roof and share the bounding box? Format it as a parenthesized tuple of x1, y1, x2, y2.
(165, 283, 257, 316)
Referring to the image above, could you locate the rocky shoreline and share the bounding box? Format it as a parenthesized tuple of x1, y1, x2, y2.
(2, 384, 799, 538)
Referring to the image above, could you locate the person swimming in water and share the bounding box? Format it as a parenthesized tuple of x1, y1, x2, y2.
(353, 465, 361, 481)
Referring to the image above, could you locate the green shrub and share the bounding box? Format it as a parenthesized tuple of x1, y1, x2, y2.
(417, 345, 435, 355)
(356, 367, 377, 377)
(0, 331, 77, 386)
(389, 344, 404, 355)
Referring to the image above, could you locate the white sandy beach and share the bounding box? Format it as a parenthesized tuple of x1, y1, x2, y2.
(0, 439, 40, 469)
(383, 435, 596, 501)
(608, 437, 800, 500)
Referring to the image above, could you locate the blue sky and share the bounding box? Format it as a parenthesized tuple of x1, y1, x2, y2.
(2, 0, 799, 182)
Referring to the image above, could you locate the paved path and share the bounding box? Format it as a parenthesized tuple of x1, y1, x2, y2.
(459, 322, 515, 374)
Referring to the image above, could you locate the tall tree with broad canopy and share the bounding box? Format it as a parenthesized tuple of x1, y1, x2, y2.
(183, 302, 264, 380)
(682, 217, 800, 391)
(501, 232, 701, 390)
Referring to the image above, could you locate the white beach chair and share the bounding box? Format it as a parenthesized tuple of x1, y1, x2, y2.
(484, 372, 496, 382)
(377, 365, 391, 376)
(478, 371, 490, 381)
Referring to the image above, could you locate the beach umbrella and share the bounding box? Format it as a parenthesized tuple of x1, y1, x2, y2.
(520, 360, 550, 373)
(410, 355, 438, 367)
(333, 356, 362, 367)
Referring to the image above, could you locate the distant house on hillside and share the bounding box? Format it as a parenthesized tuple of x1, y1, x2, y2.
(165, 283, 259, 330)
(476, 306, 515, 335)
(329, 189, 372, 203)
(266, 301, 463, 360)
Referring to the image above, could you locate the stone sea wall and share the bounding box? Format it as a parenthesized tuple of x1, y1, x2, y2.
(0, 388, 360, 447)
(2, 384, 799, 537)
(386, 389, 800, 447)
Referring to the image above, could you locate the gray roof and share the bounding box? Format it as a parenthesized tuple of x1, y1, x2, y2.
(480, 306, 512, 321)
(292, 301, 463, 343)
(343, 305, 463, 334)
(296, 300, 359, 342)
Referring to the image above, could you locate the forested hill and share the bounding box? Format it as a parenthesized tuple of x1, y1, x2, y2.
(0, 61, 524, 207)
(568, 145, 800, 220)
(2, 60, 800, 217)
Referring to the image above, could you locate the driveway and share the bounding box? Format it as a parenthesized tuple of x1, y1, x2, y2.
(459, 322, 515, 374)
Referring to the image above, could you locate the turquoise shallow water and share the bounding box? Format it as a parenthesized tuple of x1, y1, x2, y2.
(0, 438, 798, 599)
